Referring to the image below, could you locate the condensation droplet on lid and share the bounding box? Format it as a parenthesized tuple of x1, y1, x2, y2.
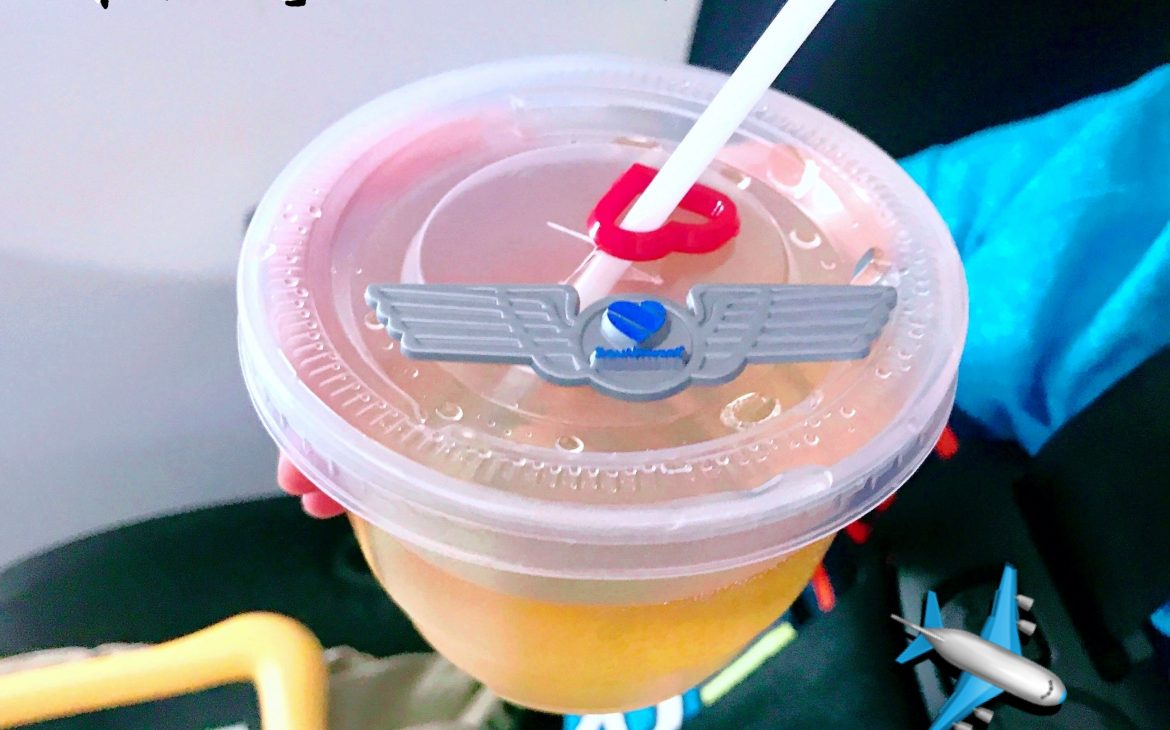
(307, 204, 323, 219)
(721, 392, 781, 430)
(819, 259, 838, 270)
(876, 366, 892, 379)
(283, 211, 299, 223)
(802, 389, 825, 410)
(555, 435, 584, 453)
(435, 402, 463, 422)
(296, 225, 309, 235)
(840, 406, 857, 419)
(897, 348, 913, 360)
(384, 341, 396, 350)
(363, 310, 382, 330)
(409, 369, 420, 378)
(789, 229, 822, 250)
(804, 433, 820, 446)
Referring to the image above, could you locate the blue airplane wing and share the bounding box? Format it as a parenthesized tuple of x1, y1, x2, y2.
(928, 672, 1004, 730)
(980, 564, 1022, 654)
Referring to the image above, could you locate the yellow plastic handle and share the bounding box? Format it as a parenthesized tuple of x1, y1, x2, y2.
(0, 612, 327, 730)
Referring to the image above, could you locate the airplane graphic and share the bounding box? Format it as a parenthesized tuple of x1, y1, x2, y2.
(892, 564, 1067, 729)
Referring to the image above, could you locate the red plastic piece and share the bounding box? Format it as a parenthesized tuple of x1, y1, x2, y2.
(844, 521, 874, 545)
(587, 164, 740, 262)
(934, 425, 960, 460)
(810, 563, 837, 612)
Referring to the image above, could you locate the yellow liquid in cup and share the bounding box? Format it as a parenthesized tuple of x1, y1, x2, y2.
(353, 516, 832, 713)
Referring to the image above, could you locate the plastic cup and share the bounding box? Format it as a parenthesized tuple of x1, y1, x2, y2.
(237, 55, 967, 713)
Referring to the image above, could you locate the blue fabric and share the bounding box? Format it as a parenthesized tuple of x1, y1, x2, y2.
(1151, 601, 1170, 681)
(901, 65, 1170, 454)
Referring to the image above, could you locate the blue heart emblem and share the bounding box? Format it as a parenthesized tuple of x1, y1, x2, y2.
(603, 299, 668, 347)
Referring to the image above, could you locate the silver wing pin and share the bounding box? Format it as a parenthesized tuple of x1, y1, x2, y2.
(365, 283, 897, 401)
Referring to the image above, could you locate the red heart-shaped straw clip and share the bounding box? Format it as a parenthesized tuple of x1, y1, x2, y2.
(588, 164, 740, 262)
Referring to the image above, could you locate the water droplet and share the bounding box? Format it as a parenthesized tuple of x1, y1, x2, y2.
(384, 340, 396, 351)
(840, 406, 857, 419)
(486, 420, 497, 428)
(409, 369, 420, 378)
(282, 210, 299, 223)
(307, 204, 322, 219)
(819, 259, 838, 270)
(283, 277, 300, 287)
(721, 392, 781, 430)
(803, 389, 825, 410)
(789, 229, 822, 250)
(876, 366, 892, 379)
(435, 402, 463, 422)
(363, 310, 382, 330)
(556, 435, 584, 453)
(296, 225, 308, 235)
(804, 433, 821, 446)
(503, 429, 512, 437)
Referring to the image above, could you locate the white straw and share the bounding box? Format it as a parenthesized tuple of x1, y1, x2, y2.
(571, 0, 838, 305)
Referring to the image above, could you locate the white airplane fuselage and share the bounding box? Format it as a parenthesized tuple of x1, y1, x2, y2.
(923, 629, 1066, 707)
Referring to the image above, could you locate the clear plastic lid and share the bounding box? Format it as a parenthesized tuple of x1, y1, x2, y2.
(238, 55, 967, 581)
